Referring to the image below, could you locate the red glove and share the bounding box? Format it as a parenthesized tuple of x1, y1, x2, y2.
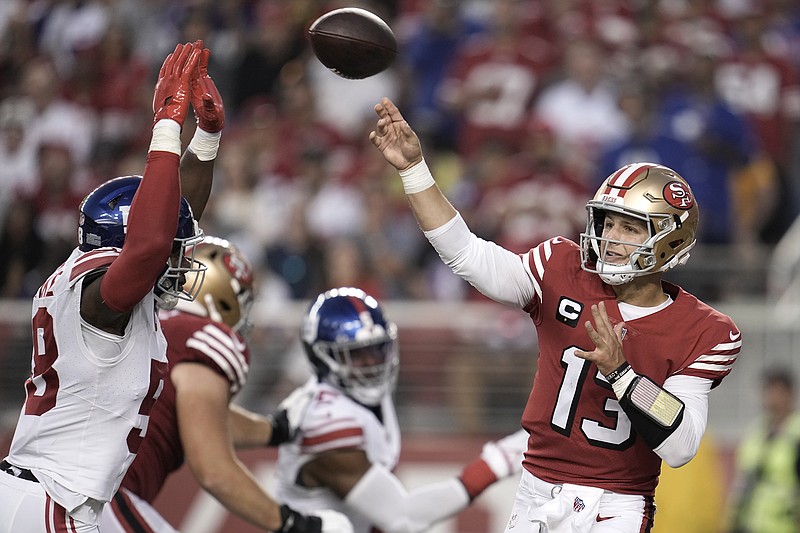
(191, 47, 225, 133)
(458, 429, 528, 500)
(152, 41, 203, 127)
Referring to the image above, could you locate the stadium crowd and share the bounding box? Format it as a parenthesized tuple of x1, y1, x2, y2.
(0, 0, 798, 304)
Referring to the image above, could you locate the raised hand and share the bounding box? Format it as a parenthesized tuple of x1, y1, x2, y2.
(153, 41, 203, 127)
(369, 97, 423, 171)
(190, 47, 225, 133)
(574, 301, 627, 375)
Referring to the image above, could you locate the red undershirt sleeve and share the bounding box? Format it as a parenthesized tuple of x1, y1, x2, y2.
(100, 151, 181, 312)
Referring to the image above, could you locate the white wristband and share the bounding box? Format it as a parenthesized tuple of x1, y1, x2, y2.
(149, 119, 181, 156)
(187, 128, 221, 161)
(398, 159, 435, 194)
(612, 368, 639, 400)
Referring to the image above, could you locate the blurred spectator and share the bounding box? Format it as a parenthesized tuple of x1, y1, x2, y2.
(488, 120, 586, 252)
(533, 37, 628, 184)
(22, 142, 88, 280)
(16, 56, 97, 168)
(231, 0, 307, 110)
(37, 0, 110, 75)
(725, 367, 800, 533)
(714, 8, 800, 243)
(0, 98, 36, 221)
(657, 46, 759, 245)
(398, 0, 486, 150)
(264, 198, 326, 300)
(0, 1, 37, 100)
(0, 199, 43, 299)
(596, 80, 695, 184)
(66, 21, 151, 168)
(439, 0, 556, 157)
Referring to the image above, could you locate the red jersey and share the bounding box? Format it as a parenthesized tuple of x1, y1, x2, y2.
(520, 238, 739, 496)
(120, 311, 250, 503)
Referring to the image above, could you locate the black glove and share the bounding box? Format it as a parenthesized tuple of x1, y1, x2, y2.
(278, 505, 322, 533)
(266, 382, 315, 447)
(266, 410, 291, 447)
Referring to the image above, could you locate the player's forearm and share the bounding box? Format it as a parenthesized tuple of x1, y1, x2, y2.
(229, 404, 272, 448)
(190, 454, 284, 531)
(101, 144, 180, 312)
(653, 375, 711, 467)
(344, 463, 469, 533)
(179, 147, 214, 221)
(612, 371, 710, 467)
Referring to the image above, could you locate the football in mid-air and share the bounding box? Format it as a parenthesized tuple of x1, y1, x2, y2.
(308, 7, 397, 80)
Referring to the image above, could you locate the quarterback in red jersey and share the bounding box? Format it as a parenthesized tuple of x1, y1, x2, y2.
(370, 97, 741, 533)
(100, 237, 352, 533)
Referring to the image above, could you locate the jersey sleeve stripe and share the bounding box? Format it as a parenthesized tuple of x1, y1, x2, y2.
(69, 250, 118, 283)
(201, 325, 249, 371)
(687, 361, 736, 372)
(521, 251, 542, 307)
(302, 427, 364, 453)
(710, 340, 742, 351)
(193, 329, 248, 381)
(185, 337, 243, 388)
(532, 245, 546, 280)
(694, 353, 738, 363)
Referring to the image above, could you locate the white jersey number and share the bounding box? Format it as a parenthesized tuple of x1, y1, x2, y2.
(551, 347, 635, 449)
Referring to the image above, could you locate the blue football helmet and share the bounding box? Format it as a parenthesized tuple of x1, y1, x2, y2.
(78, 175, 206, 309)
(302, 287, 399, 406)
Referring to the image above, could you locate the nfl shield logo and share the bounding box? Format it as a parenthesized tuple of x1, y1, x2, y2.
(573, 497, 585, 513)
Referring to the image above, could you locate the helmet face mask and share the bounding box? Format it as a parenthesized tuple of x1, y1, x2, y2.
(176, 236, 255, 333)
(78, 175, 207, 308)
(580, 163, 698, 285)
(302, 287, 399, 406)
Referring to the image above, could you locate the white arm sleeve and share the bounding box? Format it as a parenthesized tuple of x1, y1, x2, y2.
(653, 374, 712, 468)
(343, 463, 470, 533)
(424, 213, 536, 308)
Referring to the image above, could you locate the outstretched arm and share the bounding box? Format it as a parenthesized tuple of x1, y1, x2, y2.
(369, 97, 456, 231)
(301, 430, 526, 533)
(180, 45, 225, 221)
(174, 364, 351, 532)
(82, 42, 201, 329)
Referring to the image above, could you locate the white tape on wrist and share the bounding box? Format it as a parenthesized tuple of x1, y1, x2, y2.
(398, 159, 435, 194)
(187, 128, 221, 161)
(149, 119, 182, 155)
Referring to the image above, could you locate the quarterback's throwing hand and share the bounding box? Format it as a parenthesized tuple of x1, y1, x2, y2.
(369, 97, 423, 172)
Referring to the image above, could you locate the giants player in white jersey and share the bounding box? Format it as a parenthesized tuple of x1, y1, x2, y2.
(276, 287, 529, 533)
(0, 42, 212, 532)
(369, 98, 742, 532)
(100, 237, 351, 533)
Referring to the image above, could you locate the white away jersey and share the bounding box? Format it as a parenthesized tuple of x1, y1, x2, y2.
(6, 247, 169, 512)
(276, 381, 401, 533)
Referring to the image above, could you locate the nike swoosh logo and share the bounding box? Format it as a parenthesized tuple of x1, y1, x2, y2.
(551, 237, 562, 244)
(596, 515, 615, 522)
(729, 331, 741, 341)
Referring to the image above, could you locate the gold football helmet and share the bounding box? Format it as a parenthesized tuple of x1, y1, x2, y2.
(580, 162, 699, 285)
(178, 236, 254, 332)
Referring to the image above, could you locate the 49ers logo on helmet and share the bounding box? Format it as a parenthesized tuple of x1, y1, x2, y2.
(224, 252, 253, 285)
(663, 181, 694, 210)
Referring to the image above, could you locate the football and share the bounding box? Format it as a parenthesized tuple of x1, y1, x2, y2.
(308, 7, 397, 80)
